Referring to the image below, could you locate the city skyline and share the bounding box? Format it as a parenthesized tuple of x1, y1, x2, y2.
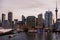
(0, 0, 60, 21)
(0, 0, 60, 40)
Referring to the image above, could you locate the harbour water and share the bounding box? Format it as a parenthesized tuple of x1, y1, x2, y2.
(0, 32, 60, 40)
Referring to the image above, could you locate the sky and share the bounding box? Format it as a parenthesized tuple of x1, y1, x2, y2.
(0, 0, 60, 21)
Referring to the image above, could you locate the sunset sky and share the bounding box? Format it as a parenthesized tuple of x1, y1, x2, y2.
(0, 0, 60, 21)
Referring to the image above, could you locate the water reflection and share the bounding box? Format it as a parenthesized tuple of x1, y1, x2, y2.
(0, 32, 60, 40)
(11, 32, 28, 40)
(35, 32, 43, 40)
(26, 32, 35, 40)
(46, 32, 52, 40)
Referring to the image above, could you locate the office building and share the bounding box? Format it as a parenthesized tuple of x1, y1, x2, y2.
(14, 19, 18, 29)
(2, 13, 5, 22)
(2, 20, 10, 28)
(56, 19, 60, 30)
(8, 12, 12, 27)
(38, 14, 44, 26)
(44, 11, 53, 28)
(22, 15, 25, 24)
(27, 16, 36, 28)
(12, 21, 14, 29)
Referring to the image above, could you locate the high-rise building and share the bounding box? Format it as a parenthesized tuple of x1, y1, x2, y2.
(27, 16, 36, 28)
(36, 14, 44, 29)
(14, 19, 18, 24)
(56, 19, 60, 30)
(44, 11, 53, 28)
(2, 20, 10, 28)
(22, 15, 25, 24)
(36, 18, 38, 26)
(14, 19, 18, 29)
(2, 13, 5, 22)
(12, 21, 14, 29)
(38, 14, 43, 26)
(8, 12, 12, 27)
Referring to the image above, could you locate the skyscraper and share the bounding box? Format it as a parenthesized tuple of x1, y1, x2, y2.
(8, 12, 12, 28)
(27, 16, 36, 28)
(37, 14, 44, 29)
(2, 20, 10, 28)
(44, 11, 53, 28)
(56, 19, 60, 30)
(2, 13, 5, 22)
(38, 14, 43, 26)
(14, 19, 18, 29)
(22, 15, 25, 24)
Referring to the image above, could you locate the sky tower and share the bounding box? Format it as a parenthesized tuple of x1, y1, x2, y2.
(55, 1, 58, 22)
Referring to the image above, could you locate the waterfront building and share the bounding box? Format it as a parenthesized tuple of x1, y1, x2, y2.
(2, 13, 5, 22)
(2, 20, 10, 28)
(26, 16, 36, 28)
(44, 11, 53, 28)
(54, 2, 58, 30)
(18, 21, 23, 26)
(22, 15, 25, 24)
(56, 19, 60, 30)
(14, 19, 18, 29)
(8, 12, 13, 28)
(12, 21, 14, 29)
(37, 14, 44, 28)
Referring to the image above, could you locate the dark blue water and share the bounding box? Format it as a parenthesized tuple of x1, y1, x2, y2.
(0, 32, 60, 40)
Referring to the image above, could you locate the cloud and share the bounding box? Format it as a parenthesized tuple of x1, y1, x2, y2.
(1, 0, 58, 10)
(0, 0, 60, 20)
